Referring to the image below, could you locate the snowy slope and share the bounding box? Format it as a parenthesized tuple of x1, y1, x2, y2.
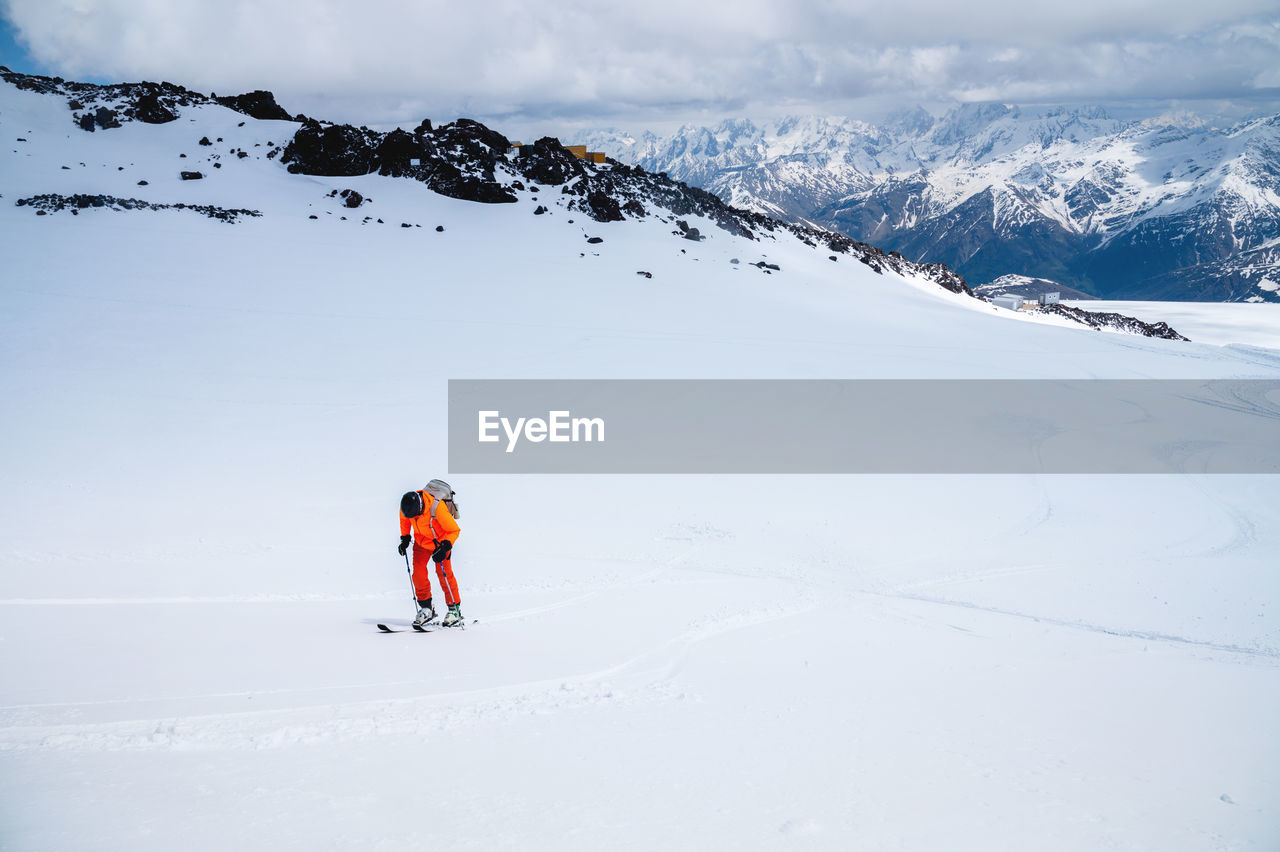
(1065, 301, 1280, 349)
(3, 75, 1280, 852)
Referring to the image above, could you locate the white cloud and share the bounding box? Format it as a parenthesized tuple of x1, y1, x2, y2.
(2, 0, 1278, 129)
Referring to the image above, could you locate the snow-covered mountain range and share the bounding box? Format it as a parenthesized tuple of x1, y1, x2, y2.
(584, 106, 1280, 302)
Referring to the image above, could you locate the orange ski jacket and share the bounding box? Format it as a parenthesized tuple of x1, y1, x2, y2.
(399, 491, 460, 547)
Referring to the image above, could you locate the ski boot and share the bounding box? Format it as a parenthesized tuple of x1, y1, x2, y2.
(413, 600, 437, 629)
(441, 603, 464, 628)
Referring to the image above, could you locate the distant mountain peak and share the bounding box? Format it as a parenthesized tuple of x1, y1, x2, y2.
(584, 104, 1280, 302)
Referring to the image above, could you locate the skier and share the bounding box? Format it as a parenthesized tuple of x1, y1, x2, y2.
(398, 483, 463, 627)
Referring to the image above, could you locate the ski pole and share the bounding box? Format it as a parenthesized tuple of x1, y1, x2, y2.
(404, 551, 417, 607)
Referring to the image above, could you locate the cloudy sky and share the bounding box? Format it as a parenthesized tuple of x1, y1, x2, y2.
(2, 0, 1278, 136)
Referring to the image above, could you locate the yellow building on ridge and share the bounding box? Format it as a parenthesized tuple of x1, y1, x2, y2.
(511, 142, 607, 163)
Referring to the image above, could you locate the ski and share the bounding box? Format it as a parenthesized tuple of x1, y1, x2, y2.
(375, 619, 474, 633)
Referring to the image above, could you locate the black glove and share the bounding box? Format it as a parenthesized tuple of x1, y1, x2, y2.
(431, 539, 453, 564)
(398, 534, 411, 556)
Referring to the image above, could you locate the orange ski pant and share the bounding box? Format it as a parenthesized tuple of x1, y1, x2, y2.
(412, 541, 460, 606)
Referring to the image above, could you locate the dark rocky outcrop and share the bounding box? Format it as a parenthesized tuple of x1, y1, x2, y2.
(1, 67, 71, 95)
(94, 107, 121, 129)
(1, 68, 225, 129)
(16, 193, 259, 223)
(911, 261, 974, 296)
(675, 220, 703, 241)
(449, 118, 511, 155)
(131, 93, 176, 123)
(0, 68, 299, 132)
(281, 117, 516, 203)
(517, 137, 586, 186)
(1038, 304, 1189, 340)
(373, 129, 425, 177)
(215, 90, 293, 121)
(542, 158, 765, 235)
(411, 119, 515, 203)
(586, 190, 623, 222)
(282, 119, 380, 176)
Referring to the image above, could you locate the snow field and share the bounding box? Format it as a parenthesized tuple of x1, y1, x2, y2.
(3, 82, 1280, 850)
(1066, 300, 1280, 350)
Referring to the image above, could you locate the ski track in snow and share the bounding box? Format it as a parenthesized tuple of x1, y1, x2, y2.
(0, 553, 815, 754)
(0, 597, 810, 755)
(470, 559, 681, 624)
(0, 593, 403, 606)
(879, 593, 1280, 663)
